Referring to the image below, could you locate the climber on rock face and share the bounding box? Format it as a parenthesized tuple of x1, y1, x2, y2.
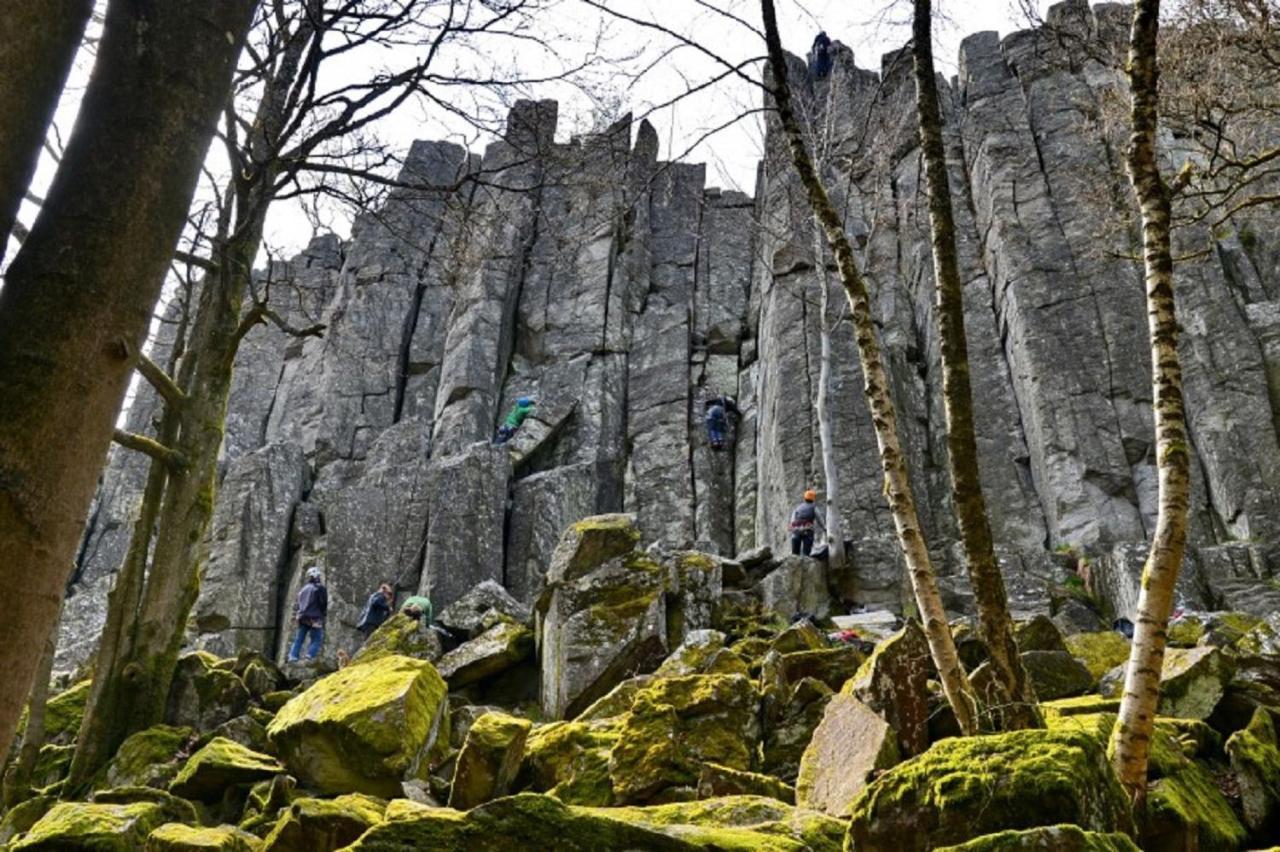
(789, 489, 825, 556)
(495, 396, 536, 445)
(287, 566, 328, 663)
(356, 582, 395, 639)
(809, 31, 833, 80)
(704, 395, 738, 451)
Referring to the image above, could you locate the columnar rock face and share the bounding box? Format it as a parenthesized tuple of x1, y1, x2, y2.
(61, 1, 1280, 671)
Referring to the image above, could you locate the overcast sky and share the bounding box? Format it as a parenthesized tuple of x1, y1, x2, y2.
(12, 0, 1055, 262)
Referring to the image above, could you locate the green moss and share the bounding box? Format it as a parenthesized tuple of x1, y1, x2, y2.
(1166, 617, 1206, 648)
(1226, 707, 1280, 833)
(518, 717, 622, 806)
(1158, 647, 1235, 719)
(169, 737, 283, 802)
(935, 824, 1140, 850)
(846, 727, 1132, 852)
(259, 794, 385, 851)
(105, 724, 195, 789)
(146, 822, 259, 851)
(0, 796, 55, 846)
(1064, 632, 1131, 682)
(588, 795, 845, 851)
(1207, 611, 1264, 647)
(1043, 696, 1121, 717)
(449, 711, 532, 810)
(696, 763, 795, 804)
(267, 654, 449, 796)
(43, 679, 91, 742)
(13, 801, 167, 851)
(91, 786, 201, 826)
(1142, 725, 1246, 850)
(32, 743, 74, 789)
(350, 613, 436, 666)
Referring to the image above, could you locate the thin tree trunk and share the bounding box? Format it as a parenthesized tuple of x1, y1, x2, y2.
(1111, 0, 1191, 805)
(760, 0, 978, 736)
(2, 615, 57, 809)
(0, 0, 93, 261)
(812, 223, 846, 570)
(911, 0, 1041, 732)
(0, 0, 256, 756)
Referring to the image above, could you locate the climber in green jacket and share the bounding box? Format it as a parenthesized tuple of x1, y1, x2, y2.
(495, 396, 536, 444)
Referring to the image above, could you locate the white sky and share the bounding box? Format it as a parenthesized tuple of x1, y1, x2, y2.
(10, 0, 1054, 262)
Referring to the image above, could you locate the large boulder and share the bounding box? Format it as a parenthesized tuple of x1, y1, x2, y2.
(795, 693, 899, 817)
(753, 556, 832, 619)
(350, 613, 443, 665)
(1014, 615, 1069, 653)
(436, 580, 532, 637)
(654, 630, 749, 677)
(846, 620, 932, 757)
(165, 652, 251, 731)
(436, 621, 534, 689)
(104, 725, 196, 790)
(585, 795, 847, 851)
(1225, 707, 1280, 838)
(696, 763, 795, 804)
(41, 680, 90, 745)
(608, 674, 760, 804)
(145, 823, 260, 851)
(846, 728, 1132, 851)
(168, 737, 283, 802)
(517, 716, 623, 806)
(260, 794, 386, 852)
(1143, 722, 1247, 851)
(1018, 650, 1095, 700)
(936, 826, 1140, 851)
(761, 677, 834, 783)
(538, 515, 669, 719)
(1158, 646, 1236, 719)
(448, 711, 532, 810)
(267, 654, 450, 796)
(1064, 632, 1131, 682)
(12, 801, 167, 851)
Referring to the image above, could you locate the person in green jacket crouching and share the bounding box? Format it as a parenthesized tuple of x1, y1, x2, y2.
(495, 396, 535, 444)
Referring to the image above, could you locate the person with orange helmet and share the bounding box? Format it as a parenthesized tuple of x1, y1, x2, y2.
(788, 489, 825, 556)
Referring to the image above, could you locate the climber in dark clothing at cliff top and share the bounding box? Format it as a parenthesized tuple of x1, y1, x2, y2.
(810, 31, 833, 80)
(495, 397, 536, 445)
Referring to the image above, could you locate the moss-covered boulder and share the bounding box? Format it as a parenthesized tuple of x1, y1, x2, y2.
(0, 797, 55, 846)
(586, 795, 846, 851)
(145, 823, 260, 851)
(42, 679, 91, 744)
(517, 716, 623, 806)
(608, 674, 760, 804)
(211, 715, 271, 755)
(105, 725, 196, 790)
(32, 743, 74, 790)
(349, 613, 443, 666)
(169, 738, 284, 802)
(1018, 650, 1095, 700)
(1143, 722, 1246, 851)
(768, 620, 827, 655)
(538, 517, 668, 719)
(1158, 646, 1235, 719)
(846, 727, 1132, 852)
(448, 711, 532, 809)
(1226, 707, 1280, 837)
(13, 801, 168, 851)
(436, 620, 534, 689)
(845, 620, 932, 757)
(343, 791, 696, 850)
(696, 763, 795, 804)
(776, 647, 864, 691)
(795, 693, 899, 817)
(1064, 632, 1131, 682)
(1166, 615, 1207, 648)
(656, 630, 749, 677)
(1043, 696, 1121, 719)
(259, 794, 385, 851)
(935, 825, 1140, 851)
(166, 652, 252, 731)
(761, 677, 834, 783)
(90, 786, 201, 827)
(1014, 615, 1068, 653)
(266, 654, 449, 797)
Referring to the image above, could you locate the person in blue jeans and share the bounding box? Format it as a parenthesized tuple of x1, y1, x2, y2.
(287, 566, 328, 663)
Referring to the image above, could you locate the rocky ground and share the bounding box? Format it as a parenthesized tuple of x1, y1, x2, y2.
(5, 514, 1280, 850)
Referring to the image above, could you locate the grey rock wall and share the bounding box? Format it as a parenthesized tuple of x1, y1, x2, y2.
(59, 0, 1280, 672)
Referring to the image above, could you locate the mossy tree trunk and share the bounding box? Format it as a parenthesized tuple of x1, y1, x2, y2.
(1110, 0, 1192, 805)
(911, 0, 1041, 732)
(0, 0, 92, 261)
(0, 0, 255, 758)
(760, 0, 978, 735)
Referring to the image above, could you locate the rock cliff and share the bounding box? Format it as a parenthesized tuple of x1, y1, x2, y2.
(61, 0, 1280, 671)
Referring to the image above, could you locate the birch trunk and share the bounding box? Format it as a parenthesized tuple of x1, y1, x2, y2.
(761, 0, 978, 735)
(813, 223, 847, 571)
(1110, 0, 1192, 805)
(911, 0, 1040, 731)
(0, 0, 255, 756)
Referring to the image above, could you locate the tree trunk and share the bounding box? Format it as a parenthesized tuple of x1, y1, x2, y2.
(2, 615, 57, 809)
(911, 0, 1041, 732)
(760, 0, 978, 735)
(0, 0, 255, 758)
(0, 0, 92, 261)
(812, 222, 846, 571)
(1111, 0, 1191, 805)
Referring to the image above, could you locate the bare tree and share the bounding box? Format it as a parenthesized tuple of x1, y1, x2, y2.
(759, 0, 979, 735)
(1109, 0, 1194, 806)
(911, 0, 1040, 731)
(0, 0, 256, 763)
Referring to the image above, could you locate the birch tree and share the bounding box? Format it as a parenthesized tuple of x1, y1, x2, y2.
(760, 0, 979, 735)
(1109, 0, 1193, 804)
(911, 0, 1040, 731)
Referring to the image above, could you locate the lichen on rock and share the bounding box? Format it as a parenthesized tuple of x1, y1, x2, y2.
(13, 801, 167, 851)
